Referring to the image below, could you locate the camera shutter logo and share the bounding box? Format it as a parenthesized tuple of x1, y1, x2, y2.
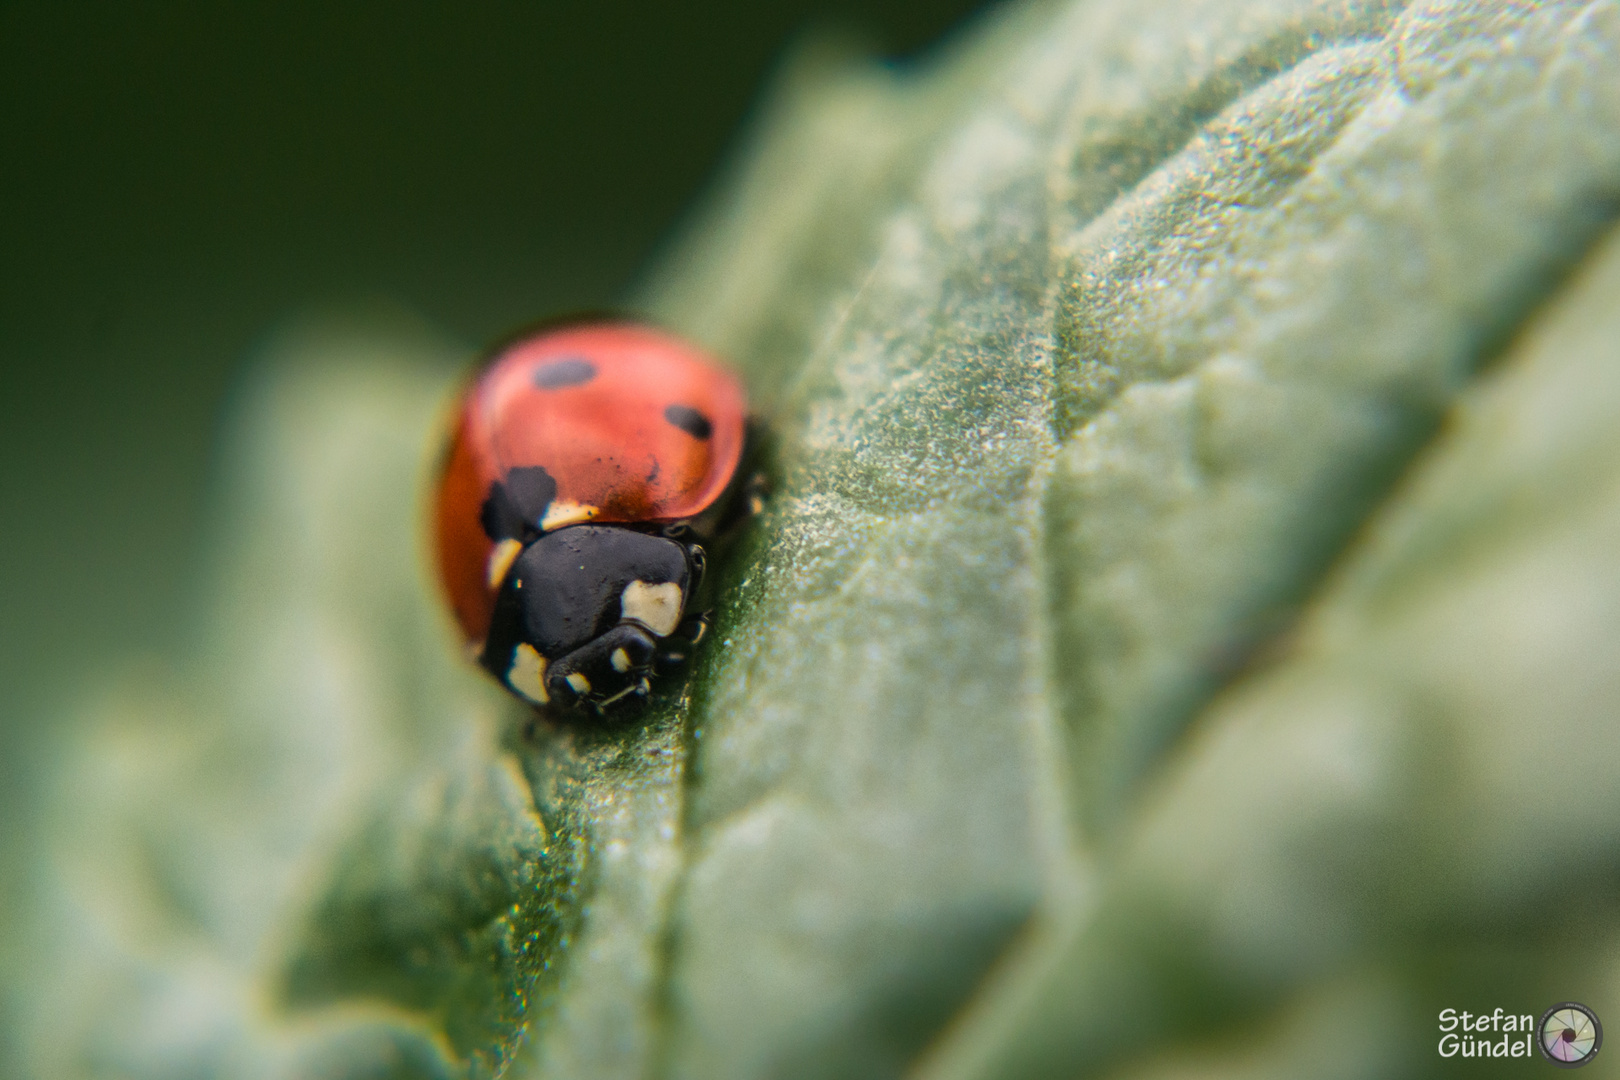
(1539, 1003, 1602, 1067)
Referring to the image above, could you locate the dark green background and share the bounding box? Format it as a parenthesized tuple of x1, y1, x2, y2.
(0, 0, 985, 852)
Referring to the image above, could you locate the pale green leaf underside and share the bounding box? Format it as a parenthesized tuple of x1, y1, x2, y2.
(9, 1, 1620, 1078)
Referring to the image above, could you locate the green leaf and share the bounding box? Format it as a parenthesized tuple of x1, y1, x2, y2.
(9, 1, 1620, 1078)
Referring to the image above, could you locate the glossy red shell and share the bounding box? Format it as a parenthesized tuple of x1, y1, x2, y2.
(434, 322, 746, 645)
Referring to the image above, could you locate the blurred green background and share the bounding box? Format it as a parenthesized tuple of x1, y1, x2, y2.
(0, 0, 985, 841)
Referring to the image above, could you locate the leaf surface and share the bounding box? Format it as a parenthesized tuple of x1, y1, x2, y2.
(9, 1, 1620, 1078)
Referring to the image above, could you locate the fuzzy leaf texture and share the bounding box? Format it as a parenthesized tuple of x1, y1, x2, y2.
(8, 0, 1620, 1078)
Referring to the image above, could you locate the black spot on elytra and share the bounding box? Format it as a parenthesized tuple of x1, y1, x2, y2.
(480, 465, 558, 539)
(664, 404, 712, 440)
(533, 357, 597, 389)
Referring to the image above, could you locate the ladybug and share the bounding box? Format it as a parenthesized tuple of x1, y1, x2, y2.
(433, 320, 747, 714)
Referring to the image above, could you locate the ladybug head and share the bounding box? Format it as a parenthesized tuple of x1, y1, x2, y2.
(479, 524, 705, 714)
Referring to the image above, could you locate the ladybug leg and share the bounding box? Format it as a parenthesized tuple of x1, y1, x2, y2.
(675, 610, 711, 645)
(743, 471, 769, 517)
(653, 610, 711, 673)
(703, 468, 769, 542)
(593, 675, 651, 712)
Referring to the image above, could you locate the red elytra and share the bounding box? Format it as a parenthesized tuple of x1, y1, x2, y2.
(434, 321, 746, 647)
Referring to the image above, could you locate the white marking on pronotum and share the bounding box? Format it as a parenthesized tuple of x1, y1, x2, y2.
(486, 538, 523, 590)
(507, 643, 549, 705)
(610, 647, 632, 673)
(620, 580, 682, 637)
(541, 500, 600, 531)
(566, 672, 591, 694)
